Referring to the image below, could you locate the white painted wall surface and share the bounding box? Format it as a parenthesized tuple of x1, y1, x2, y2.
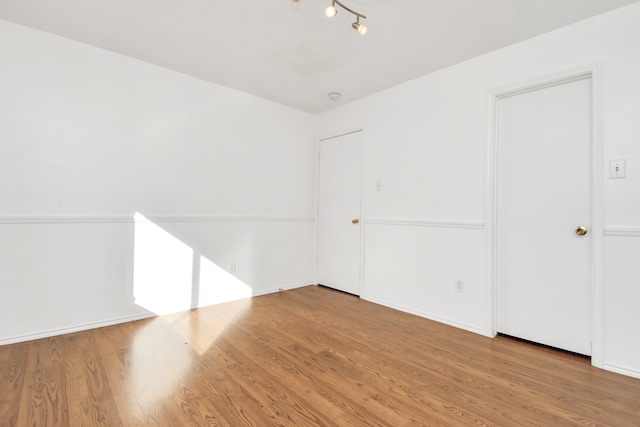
(2, 2, 640, 380)
(317, 3, 640, 377)
(0, 20, 315, 344)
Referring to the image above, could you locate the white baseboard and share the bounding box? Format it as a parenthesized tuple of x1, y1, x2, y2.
(0, 311, 156, 346)
(0, 283, 315, 346)
(360, 295, 485, 336)
(603, 363, 640, 380)
(252, 282, 314, 297)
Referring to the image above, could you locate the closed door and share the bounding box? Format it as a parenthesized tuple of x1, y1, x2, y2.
(497, 77, 592, 356)
(317, 131, 362, 296)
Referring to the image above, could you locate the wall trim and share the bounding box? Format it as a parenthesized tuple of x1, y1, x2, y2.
(366, 218, 484, 230)
(0, 312, 157, 346)
(252, 282, 313, 297)
(0, 215, 314, 225)
(603, 364, 640, 380)
(361, 295, 486, 336)
(143, 215, 314, 223)
(0, 216, 133, 224)
(0, 283, 315, 346)
(603, 227, 640, 237)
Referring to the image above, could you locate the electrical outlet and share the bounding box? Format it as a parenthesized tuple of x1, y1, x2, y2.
(229, 261, 236, 273)
(455, 279, 465, 293)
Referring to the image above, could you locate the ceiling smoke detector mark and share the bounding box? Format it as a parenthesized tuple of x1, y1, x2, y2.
(328, 92, 342, 100)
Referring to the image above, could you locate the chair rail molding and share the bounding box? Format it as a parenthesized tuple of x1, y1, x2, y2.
(603, 226, 640, 237)
(0, 215, 314, 225)
(366, 217, 484, 230)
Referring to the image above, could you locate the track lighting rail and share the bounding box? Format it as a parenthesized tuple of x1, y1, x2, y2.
(290, 0, 369, 36)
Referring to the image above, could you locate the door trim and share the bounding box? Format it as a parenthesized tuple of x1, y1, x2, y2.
(315, 129, 366, 296)
(484, 64, 604, 367)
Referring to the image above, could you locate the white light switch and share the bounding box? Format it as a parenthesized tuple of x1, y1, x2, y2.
(609, 159, 626, 179)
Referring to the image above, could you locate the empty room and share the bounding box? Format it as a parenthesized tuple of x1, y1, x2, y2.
(1, 0, 639, 425)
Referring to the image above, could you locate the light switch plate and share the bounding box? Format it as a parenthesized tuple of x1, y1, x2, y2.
(609, 159, 626, 179)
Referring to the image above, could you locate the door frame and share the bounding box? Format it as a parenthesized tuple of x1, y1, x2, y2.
(315, 129, 366, 296)
(484, 64, 604, 367)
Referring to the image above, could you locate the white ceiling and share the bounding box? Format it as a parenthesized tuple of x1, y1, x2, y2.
(1, 0, 639, 113)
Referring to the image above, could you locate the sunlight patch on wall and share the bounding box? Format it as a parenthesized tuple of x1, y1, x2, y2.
(133, 213, 194, 315)
(133, 212, 254, 319)
(198, 255, 252, 307)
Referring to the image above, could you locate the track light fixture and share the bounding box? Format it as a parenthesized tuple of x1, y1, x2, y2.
(324, 2, 338, 18)
(290, 0, 368, 36)
(352, 15, 368, 36)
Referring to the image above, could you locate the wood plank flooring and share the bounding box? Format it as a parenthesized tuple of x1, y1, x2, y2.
(1, 285, 639, 426)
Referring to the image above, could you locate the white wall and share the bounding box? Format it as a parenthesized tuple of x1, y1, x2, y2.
(317, 3, 640, 377)
(0, 20, 316, 344)
(2, 4, 639, 379)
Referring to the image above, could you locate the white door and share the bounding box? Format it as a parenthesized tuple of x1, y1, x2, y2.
(497, 77, 592, 356)
(317, 131, 362, 295)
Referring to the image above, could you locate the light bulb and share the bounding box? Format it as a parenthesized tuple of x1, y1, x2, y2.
(290, 0, 302, 11)
(324, 4, 337, 18)
(357, 23, 368, 36)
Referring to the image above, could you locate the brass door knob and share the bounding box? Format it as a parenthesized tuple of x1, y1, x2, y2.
(352, 219, 359, 224)
(576, 226, 587, 236)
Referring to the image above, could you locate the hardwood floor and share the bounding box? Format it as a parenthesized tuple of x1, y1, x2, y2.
(1, 285, 639, 426)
